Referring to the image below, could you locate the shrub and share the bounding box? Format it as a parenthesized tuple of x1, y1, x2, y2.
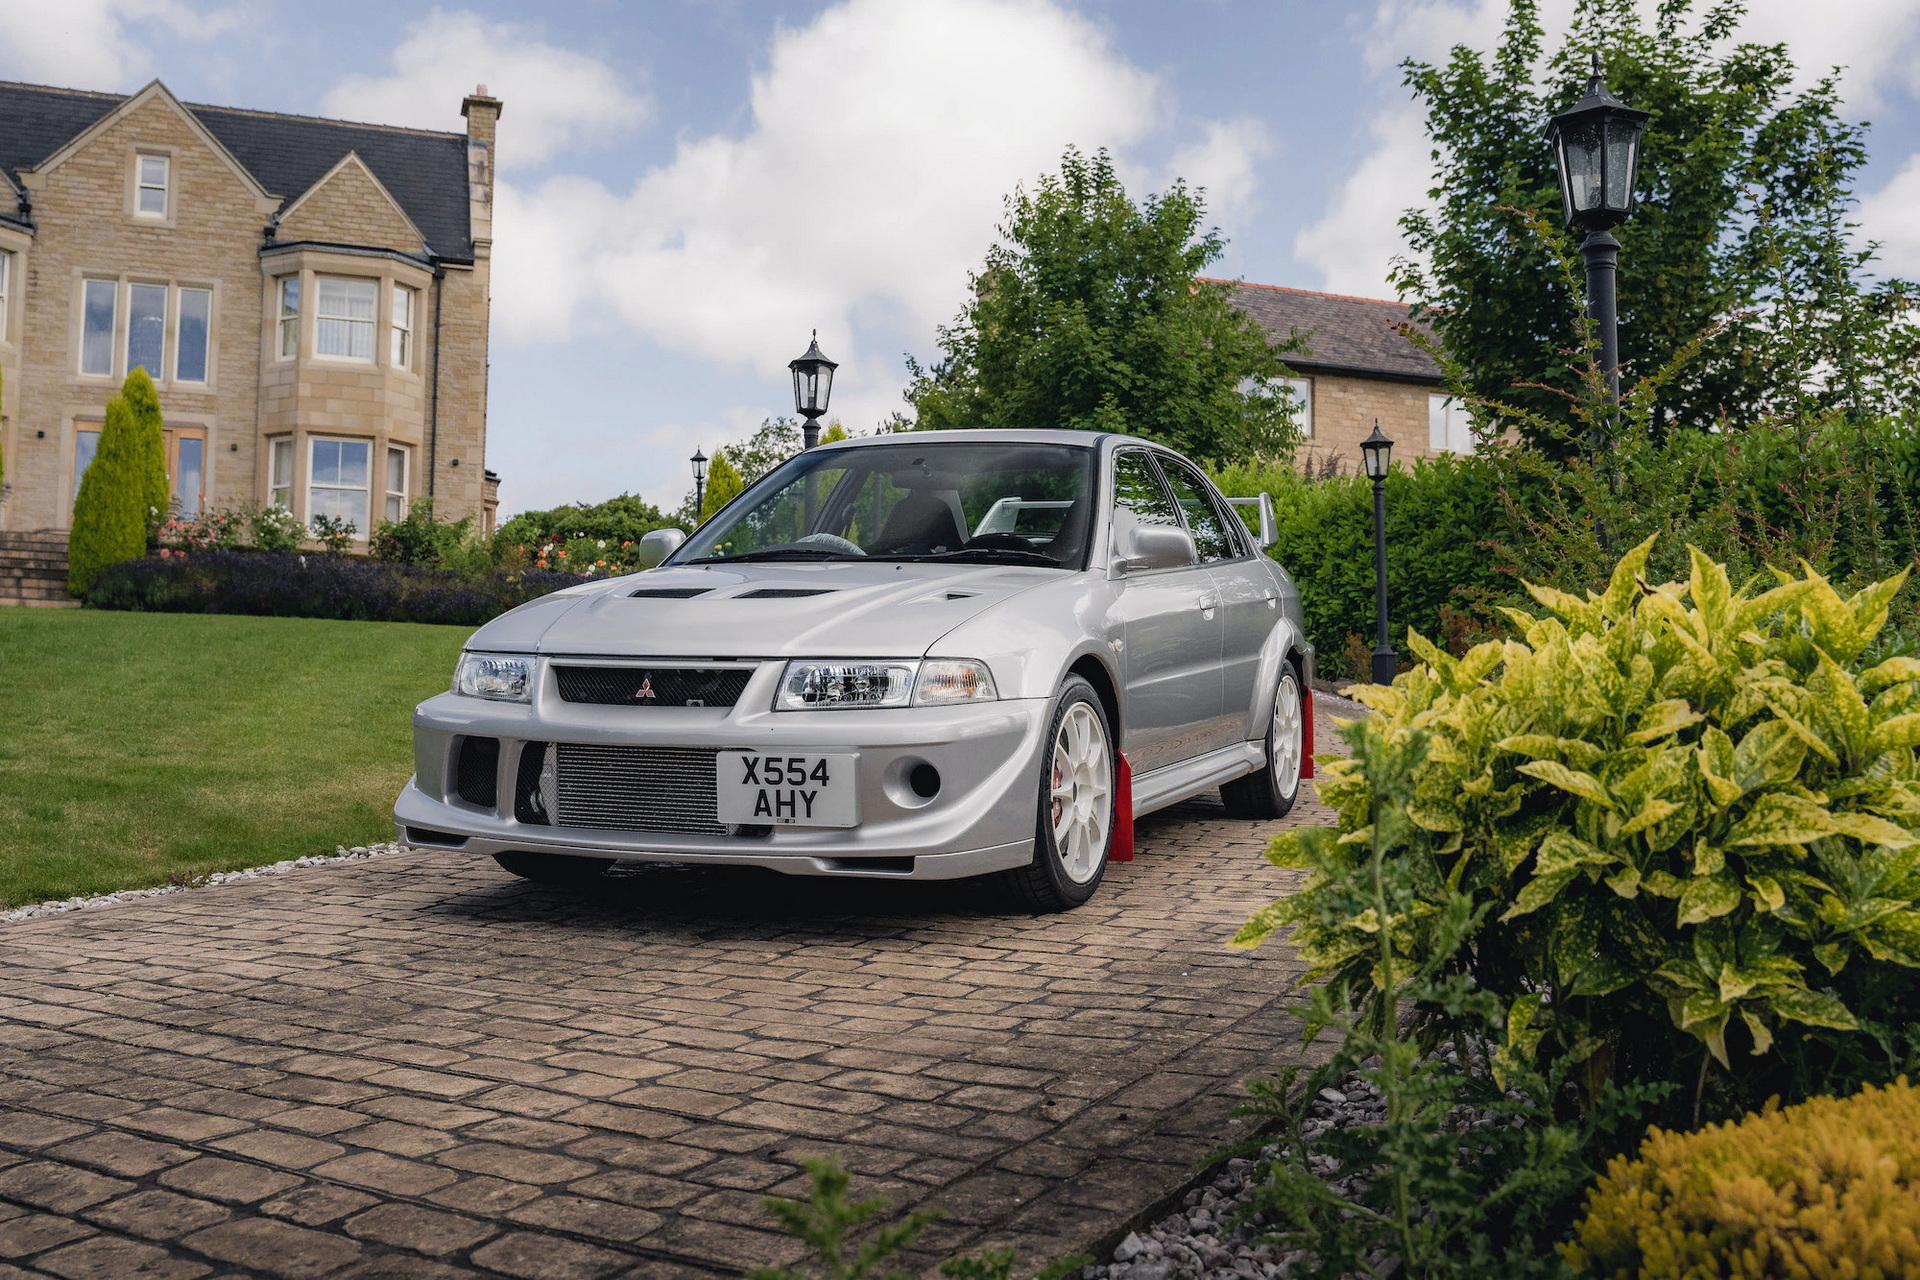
(308, 514, 356, 555)
(1236, 538, 1920, 1123)
(371, 497, 479, 568)
(250, 506, 304, 553)
(1566, 1079, 1920, 1279)
(495, 493, 674, 552)
(701, 448, 744, 522)
(121, 366, 169, 528)
(68, 396, 147, 595)
(86, 551, 582, 627)
(156, 508, 248, 553)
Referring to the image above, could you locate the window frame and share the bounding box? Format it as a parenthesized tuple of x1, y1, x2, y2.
(1281, 377, 1314, 439)
(277, 277, 301, 360)
(268, 437, 295, 511)
(80, 279, 119, 378)
(306, 436, 373, 535)
(390, 285, 415, 371)
(314, 276, 378, 364)
(134, 153, 171, 220)
(1152, 453, 1238, 564)
(384, 445, 410, 523)
(1107, 448, 1187, 569)
(1429, 393, 1475, 456)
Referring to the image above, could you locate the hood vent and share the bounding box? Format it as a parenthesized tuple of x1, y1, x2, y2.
(738, 588, 833, 599)
(629, 587, 713, 599)
(945, 591, 976, 601)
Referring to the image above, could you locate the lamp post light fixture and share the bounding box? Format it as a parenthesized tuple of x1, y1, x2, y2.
(1360, 422, 1397, 687)
(690, 447, 709, 522)
(1546, 53, 1650, 408)
(788, 331, 838, 450)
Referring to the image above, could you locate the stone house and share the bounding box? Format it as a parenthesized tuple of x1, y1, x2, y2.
(1215, 279, 1474, 470)
(0, 78, 499, 541)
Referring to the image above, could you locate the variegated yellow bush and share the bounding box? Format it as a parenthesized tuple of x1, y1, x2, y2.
(1237, 537, 1920, 1105)
(1566, 1080, 1920, 1279)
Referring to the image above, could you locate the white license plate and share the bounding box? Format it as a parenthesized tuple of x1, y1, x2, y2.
(715, 752, 859, 827)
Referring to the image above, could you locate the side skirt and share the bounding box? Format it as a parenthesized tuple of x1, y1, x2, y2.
(1131, 742, 1265, 818)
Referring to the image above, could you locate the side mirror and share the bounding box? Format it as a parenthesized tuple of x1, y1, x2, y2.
(1115, 525, 1196, 574)
(635, 528, 686, 570)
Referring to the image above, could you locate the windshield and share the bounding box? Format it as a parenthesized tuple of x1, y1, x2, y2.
(672, 441, 1095, 570)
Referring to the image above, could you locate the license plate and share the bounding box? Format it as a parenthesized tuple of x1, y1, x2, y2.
(715, 752, 859, 827)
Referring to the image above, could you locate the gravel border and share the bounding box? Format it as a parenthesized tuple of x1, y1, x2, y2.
(2, 841, 406, 924)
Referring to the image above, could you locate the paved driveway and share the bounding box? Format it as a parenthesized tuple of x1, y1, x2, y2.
(0, 710, 1341, 1279)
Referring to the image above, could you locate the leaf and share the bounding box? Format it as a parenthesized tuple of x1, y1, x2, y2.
(1727, 794, 1836, 847)
(1732, 721, 1806, 794)
(1600, 536, 1656, 619)
(1687, 545, 1732, 635)
(1605, 865, 1642, 898)
(1497, 734, 1604, 769)
(1868, 714, 1920, 756)
(1620, 799, 1680, 837)
(1740, 1009, 1774, 1056)
(1493, 993, 1545, 1089)
(1678, 875, 1743, 925)
(1516, 760, 1612, 807)
(1861, 656, 1920, 696)
(1499, 868, 1579, 922)
(1766, 987, 1859, 1031)
(1533, 829, 1612, 876)
(1747, 875, 1786, 912)
(1825, 811, 1917, 849)
(1627, 699, 1705, 746)
(1678, 991, 1733, 1067)
(1807, 652, 1872, 763)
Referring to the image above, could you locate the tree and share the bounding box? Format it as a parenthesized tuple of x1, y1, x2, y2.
(494, 493, 673, 551)
(1392, 0, 1920, 444)
(700, 449, 744, 522)
(121, 366, 168, 526)
(906, 147, 1301, 464)
(68, 396, 146, 595)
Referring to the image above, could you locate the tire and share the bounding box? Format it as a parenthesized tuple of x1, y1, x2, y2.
(492, 851, 617, 888)
(1000, 675, 1115, 912)
(1221, 659, 1305, 820)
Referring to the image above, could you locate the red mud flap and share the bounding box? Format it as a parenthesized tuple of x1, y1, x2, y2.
(1110, 751, 1135, 861)
(1302, 687, 1316, 780)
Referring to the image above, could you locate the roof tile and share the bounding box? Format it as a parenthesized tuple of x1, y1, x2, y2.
(1214, 279, 1439, 382)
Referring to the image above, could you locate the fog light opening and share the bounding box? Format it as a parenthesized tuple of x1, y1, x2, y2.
(909, 763, 942, 799)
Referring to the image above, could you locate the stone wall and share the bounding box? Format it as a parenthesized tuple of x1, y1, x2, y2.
(1293, 370, 1451, 474)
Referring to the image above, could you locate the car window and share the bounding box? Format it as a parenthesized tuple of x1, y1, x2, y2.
(1155, 456, 1234, 562)
(1110, 452, 1182, 554)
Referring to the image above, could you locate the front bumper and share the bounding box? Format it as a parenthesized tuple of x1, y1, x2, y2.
(396, 673, 1050, 881)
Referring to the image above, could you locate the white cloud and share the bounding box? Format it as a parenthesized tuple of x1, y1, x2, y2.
(1297, 0, 1920, 297)
(320, 9, 650, 165)
(1859, 152, 1920, 277)
(1165, 117, 1270, 224)
(0, 0, 247, 88)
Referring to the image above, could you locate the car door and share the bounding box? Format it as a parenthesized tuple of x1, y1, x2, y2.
(1109, 450, 1224, 774)
(1153, 454, 1263, 753)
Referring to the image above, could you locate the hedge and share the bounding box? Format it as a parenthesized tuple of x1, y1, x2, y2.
(87, 552, 583, 627)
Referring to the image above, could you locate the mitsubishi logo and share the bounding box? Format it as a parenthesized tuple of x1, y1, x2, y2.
(634, 677, 657, 700)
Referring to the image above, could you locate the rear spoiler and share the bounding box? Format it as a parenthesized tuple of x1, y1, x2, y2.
(1226, 493, 1277, 550)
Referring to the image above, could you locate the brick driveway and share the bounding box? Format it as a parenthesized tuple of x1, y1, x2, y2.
(0, 711, 1341, 1279)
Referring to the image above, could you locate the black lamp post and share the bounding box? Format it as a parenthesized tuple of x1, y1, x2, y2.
(788, 332, 838, 449)
(1360, 423, 1396, 686)
(1546, 53, 1650, 410)
(690, 447, 708, 521)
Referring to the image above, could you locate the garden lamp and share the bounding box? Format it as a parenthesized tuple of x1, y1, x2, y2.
(1360, 423, 1396, 686)
(690, 447, 708, 520)
(788, 332, 838, 450)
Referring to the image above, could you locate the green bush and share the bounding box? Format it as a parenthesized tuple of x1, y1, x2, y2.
(372, 497, 479, 568)
(121, 366, 169, 528)
(1213, 454, 1510, 677)
(1567, 1079, 1920, 1278)
(249, 506, 304, 553)
(495, 492, 675, 553)
(68, 396, 147, 595)
(1237, 538, 1920, 1123)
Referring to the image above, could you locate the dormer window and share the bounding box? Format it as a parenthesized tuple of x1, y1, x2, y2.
(136, 154, 169, 217)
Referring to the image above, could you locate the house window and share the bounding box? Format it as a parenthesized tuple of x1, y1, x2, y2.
(385, 446, 409, 522)
(308, 437, 371, 533)
(315, 277, 376, 362)
(277, 277, 300, 359)
(126, 283, 167, 378)
(81, 280, 117, 376)
(1429, 394, 1474, 455)
(0, 251, 10, 342)
(1281, 377, 1313, 438)
(391, 286, 415, 369)
(268, 437, 294, 510)
(176, 288, 211, 383)
(136, 154, 169, 217)
(74, 426, 101, 499)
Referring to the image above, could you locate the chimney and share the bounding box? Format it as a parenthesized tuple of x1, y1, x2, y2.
(461, 84, 501, 254)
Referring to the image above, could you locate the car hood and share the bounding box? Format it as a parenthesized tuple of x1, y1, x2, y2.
(468, 561, 1068, 658)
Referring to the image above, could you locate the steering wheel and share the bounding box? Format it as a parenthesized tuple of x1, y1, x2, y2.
(961, 532, 1038, 552)
(795, 533, 865, 555)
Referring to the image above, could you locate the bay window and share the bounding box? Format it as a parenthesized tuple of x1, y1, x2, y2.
(315, 277, 376, 361)
(268, 438, 294, 510)
(391, 285, 415, 369)
(81, 280, 116, 376)
(308, 438, 371, 533)
(278, 277, 300, 359)
(385, 446, 410, 522)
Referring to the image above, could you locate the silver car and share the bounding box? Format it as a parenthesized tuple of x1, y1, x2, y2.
(395, 430, 1313, 911)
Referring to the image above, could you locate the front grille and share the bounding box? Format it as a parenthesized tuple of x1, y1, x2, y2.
(454, 736, 499, 807)
(552, 743, 724, 835)
(554, 665, 754, 708)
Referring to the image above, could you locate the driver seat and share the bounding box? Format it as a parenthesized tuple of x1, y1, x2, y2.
(874, 492, 965, 553)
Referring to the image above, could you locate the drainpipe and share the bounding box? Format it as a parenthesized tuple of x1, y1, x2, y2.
(427, 265, 444, 499)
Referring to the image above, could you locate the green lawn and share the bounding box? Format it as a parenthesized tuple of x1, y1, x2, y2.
(0, 608, 469, 906)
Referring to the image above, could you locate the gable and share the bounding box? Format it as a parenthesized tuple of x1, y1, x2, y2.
(22, 80, 276, 210)
(277, 153, 427, 254)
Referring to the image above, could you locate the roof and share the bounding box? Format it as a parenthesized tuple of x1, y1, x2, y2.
(0, 80, 473, 261)
(1211, 279, 1440, 383)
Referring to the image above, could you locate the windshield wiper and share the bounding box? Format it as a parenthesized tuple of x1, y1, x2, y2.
(690, 547, 858, 564)
(916, 548, 1063, 567)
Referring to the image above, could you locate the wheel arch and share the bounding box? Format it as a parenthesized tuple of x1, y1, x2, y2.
(1066, 653, 1121, 743)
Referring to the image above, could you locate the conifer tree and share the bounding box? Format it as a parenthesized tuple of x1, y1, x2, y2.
(700, 449, 745, 522)
(68, 396, 146, 595)
(121, 366, 169, 527)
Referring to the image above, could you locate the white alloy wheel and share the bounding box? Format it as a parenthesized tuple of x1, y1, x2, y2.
(1050, 700, 1113, 884)
(1270, 671, 1304, 795)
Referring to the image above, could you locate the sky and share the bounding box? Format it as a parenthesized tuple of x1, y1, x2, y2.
(3, 0, 1919, 519)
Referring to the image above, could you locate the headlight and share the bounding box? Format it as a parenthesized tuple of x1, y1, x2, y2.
(774, 659, 999, 710)
(455, 652, 533, 702)
(913, 659, 998, 706)
(777, 661, 917, 710)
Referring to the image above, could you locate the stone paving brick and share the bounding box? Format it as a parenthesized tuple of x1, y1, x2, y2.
(0, 699, 1348, 1273)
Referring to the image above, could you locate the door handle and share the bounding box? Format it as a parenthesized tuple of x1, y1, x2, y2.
(1198, 596, 1217, 612)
